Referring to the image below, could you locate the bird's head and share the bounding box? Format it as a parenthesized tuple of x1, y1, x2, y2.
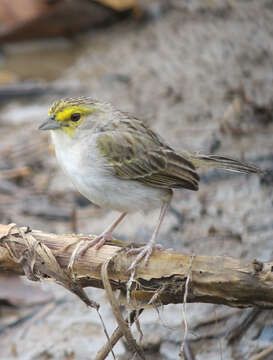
(39, 97, 104, 137)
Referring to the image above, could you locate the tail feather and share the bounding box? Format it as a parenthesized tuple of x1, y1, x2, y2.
(181, 151, 264, 175)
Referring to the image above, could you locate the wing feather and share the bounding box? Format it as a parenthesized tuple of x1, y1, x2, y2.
(96, 130, 199, 191)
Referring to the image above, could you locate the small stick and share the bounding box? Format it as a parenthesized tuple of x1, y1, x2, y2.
(101, 258, 145, 360)
(249, 345, 273, 360)
(183, 342, 195, 360)
(227, 308, 262, 344)
(193, 309, 239, 331)
(94, 310, 143, 360)
(179, 254, 195, 358)
(0, 167, 31, 179)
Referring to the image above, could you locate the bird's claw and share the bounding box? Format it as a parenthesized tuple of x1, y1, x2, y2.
(79, 231, 112, 255)
(127, 243, 163, 272)
(68, 231, 113, 271)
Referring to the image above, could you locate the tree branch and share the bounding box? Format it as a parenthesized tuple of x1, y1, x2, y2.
(0, 223, 273, 309)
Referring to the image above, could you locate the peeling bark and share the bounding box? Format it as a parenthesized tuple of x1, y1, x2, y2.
(0, 223, 273, 309)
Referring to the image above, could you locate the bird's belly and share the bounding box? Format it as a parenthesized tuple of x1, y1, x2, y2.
(72, 171, 168, 213)
(53, 134, 169, 213)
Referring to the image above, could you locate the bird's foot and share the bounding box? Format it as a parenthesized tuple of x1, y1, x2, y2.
(127, 243, 164, 272)
(68, 231, 113, 271)
(85, 231, 114, 252)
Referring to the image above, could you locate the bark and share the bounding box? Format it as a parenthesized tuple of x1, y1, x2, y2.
(0, 223, 273, 309)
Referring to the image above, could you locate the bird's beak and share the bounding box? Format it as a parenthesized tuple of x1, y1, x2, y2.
(39, 116, 61, 130)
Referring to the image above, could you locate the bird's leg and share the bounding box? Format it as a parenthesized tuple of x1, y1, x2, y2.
(127, 202, 169, 271)
(70, 212, 127, 267)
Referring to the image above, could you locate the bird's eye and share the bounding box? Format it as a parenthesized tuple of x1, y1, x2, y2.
(70, 113, 81, 122)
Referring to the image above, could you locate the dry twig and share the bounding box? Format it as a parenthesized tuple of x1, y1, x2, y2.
(227, 308, 262, 344)
(249, 345, 273, 360)
(94, 309, 143, 360)
(180, 254, 195, 358)
(101, 257, 145, 359)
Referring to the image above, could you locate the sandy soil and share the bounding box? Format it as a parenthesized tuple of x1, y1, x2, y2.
(0, 0, 273, 359)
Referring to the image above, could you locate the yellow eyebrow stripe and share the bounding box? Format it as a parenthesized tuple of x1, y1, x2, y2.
(53, 105, 94, 122)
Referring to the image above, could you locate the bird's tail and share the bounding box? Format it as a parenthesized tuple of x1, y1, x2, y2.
(181, 151, 264, 175)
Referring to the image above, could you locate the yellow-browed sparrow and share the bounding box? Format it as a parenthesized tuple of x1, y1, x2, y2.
(39, 97, 263, 270)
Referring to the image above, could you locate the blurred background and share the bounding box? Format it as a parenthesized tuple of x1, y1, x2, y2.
(0, 0, 273, 359)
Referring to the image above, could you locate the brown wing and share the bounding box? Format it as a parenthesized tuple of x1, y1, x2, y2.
(96, 130, 199, 191)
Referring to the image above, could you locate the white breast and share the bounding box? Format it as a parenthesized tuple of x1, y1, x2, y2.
(50, 130, 170, 213)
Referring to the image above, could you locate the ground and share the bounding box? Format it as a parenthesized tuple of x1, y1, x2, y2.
(0, 0, 273, 359)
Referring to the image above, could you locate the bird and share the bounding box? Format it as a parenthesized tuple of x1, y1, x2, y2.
(39, 97, 263, 270)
